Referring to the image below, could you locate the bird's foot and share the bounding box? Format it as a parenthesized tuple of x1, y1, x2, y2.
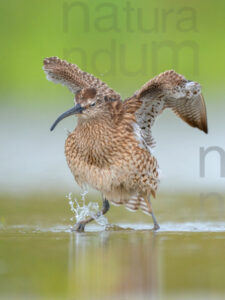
(105, 224, 127, 231)
(153, 223, 160, 231)
(71, 221, 86, 232)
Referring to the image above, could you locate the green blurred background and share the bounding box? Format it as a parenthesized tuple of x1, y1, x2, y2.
(0, 0, 225, 103)
(0, 1, 225, 299)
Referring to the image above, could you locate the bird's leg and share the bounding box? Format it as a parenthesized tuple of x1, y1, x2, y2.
(151, 210, 160, 231)
(147, 197, 160, 231)
(72, 198, 110, 232)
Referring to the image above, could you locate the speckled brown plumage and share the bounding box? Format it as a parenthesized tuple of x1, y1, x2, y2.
(43, 57, 208, 231)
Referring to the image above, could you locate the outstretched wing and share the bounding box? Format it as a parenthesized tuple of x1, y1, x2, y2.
(43, 56, 121, 100)
(124, 70, 208, 147)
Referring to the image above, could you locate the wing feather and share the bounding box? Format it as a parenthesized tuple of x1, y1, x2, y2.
(124, 70, 208, 147)
(166, 93, 208, 133)
(43, 56, 121, 100)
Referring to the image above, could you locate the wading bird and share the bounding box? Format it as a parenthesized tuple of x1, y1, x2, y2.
(43, 57, 208, 232)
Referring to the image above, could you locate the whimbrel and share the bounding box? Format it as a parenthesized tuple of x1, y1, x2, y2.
(43, 56, 208, 232)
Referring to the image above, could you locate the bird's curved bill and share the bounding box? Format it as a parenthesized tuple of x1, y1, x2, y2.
(50, 103, 84, 131)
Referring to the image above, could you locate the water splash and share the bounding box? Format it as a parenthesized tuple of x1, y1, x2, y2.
(66, 192, 108, 228)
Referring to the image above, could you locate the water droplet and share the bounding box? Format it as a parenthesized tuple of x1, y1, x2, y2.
(66, 192, 108, 228)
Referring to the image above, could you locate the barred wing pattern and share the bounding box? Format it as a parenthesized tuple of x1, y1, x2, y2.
(166, 93, 207, 133)
(125, 70, 208, 147)
(43, 57, 121, 100)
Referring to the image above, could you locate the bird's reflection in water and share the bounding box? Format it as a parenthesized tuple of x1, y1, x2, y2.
(68, 229, 159, 300)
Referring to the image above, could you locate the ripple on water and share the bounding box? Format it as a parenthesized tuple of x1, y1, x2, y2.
(0, 222, 225, 234)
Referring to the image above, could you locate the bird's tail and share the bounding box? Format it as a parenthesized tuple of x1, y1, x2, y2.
(124, 195, 152, 216)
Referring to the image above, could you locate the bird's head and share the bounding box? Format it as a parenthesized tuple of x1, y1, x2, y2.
(50, 87, 108, 131)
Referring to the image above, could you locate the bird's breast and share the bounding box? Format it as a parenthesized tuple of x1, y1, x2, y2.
(65, 122, 118, 186)
(64, 119, 159, 196)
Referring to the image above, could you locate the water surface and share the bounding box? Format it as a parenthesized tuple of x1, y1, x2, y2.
(0, 194, 224, 299)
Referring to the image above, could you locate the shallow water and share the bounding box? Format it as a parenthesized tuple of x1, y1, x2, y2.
(0, 194, 225, 299)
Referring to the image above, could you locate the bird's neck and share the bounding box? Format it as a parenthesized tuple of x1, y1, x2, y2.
(76, 114, 112, 133)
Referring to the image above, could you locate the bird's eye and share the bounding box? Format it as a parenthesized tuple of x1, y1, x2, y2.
(90, 102, 96, 107)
